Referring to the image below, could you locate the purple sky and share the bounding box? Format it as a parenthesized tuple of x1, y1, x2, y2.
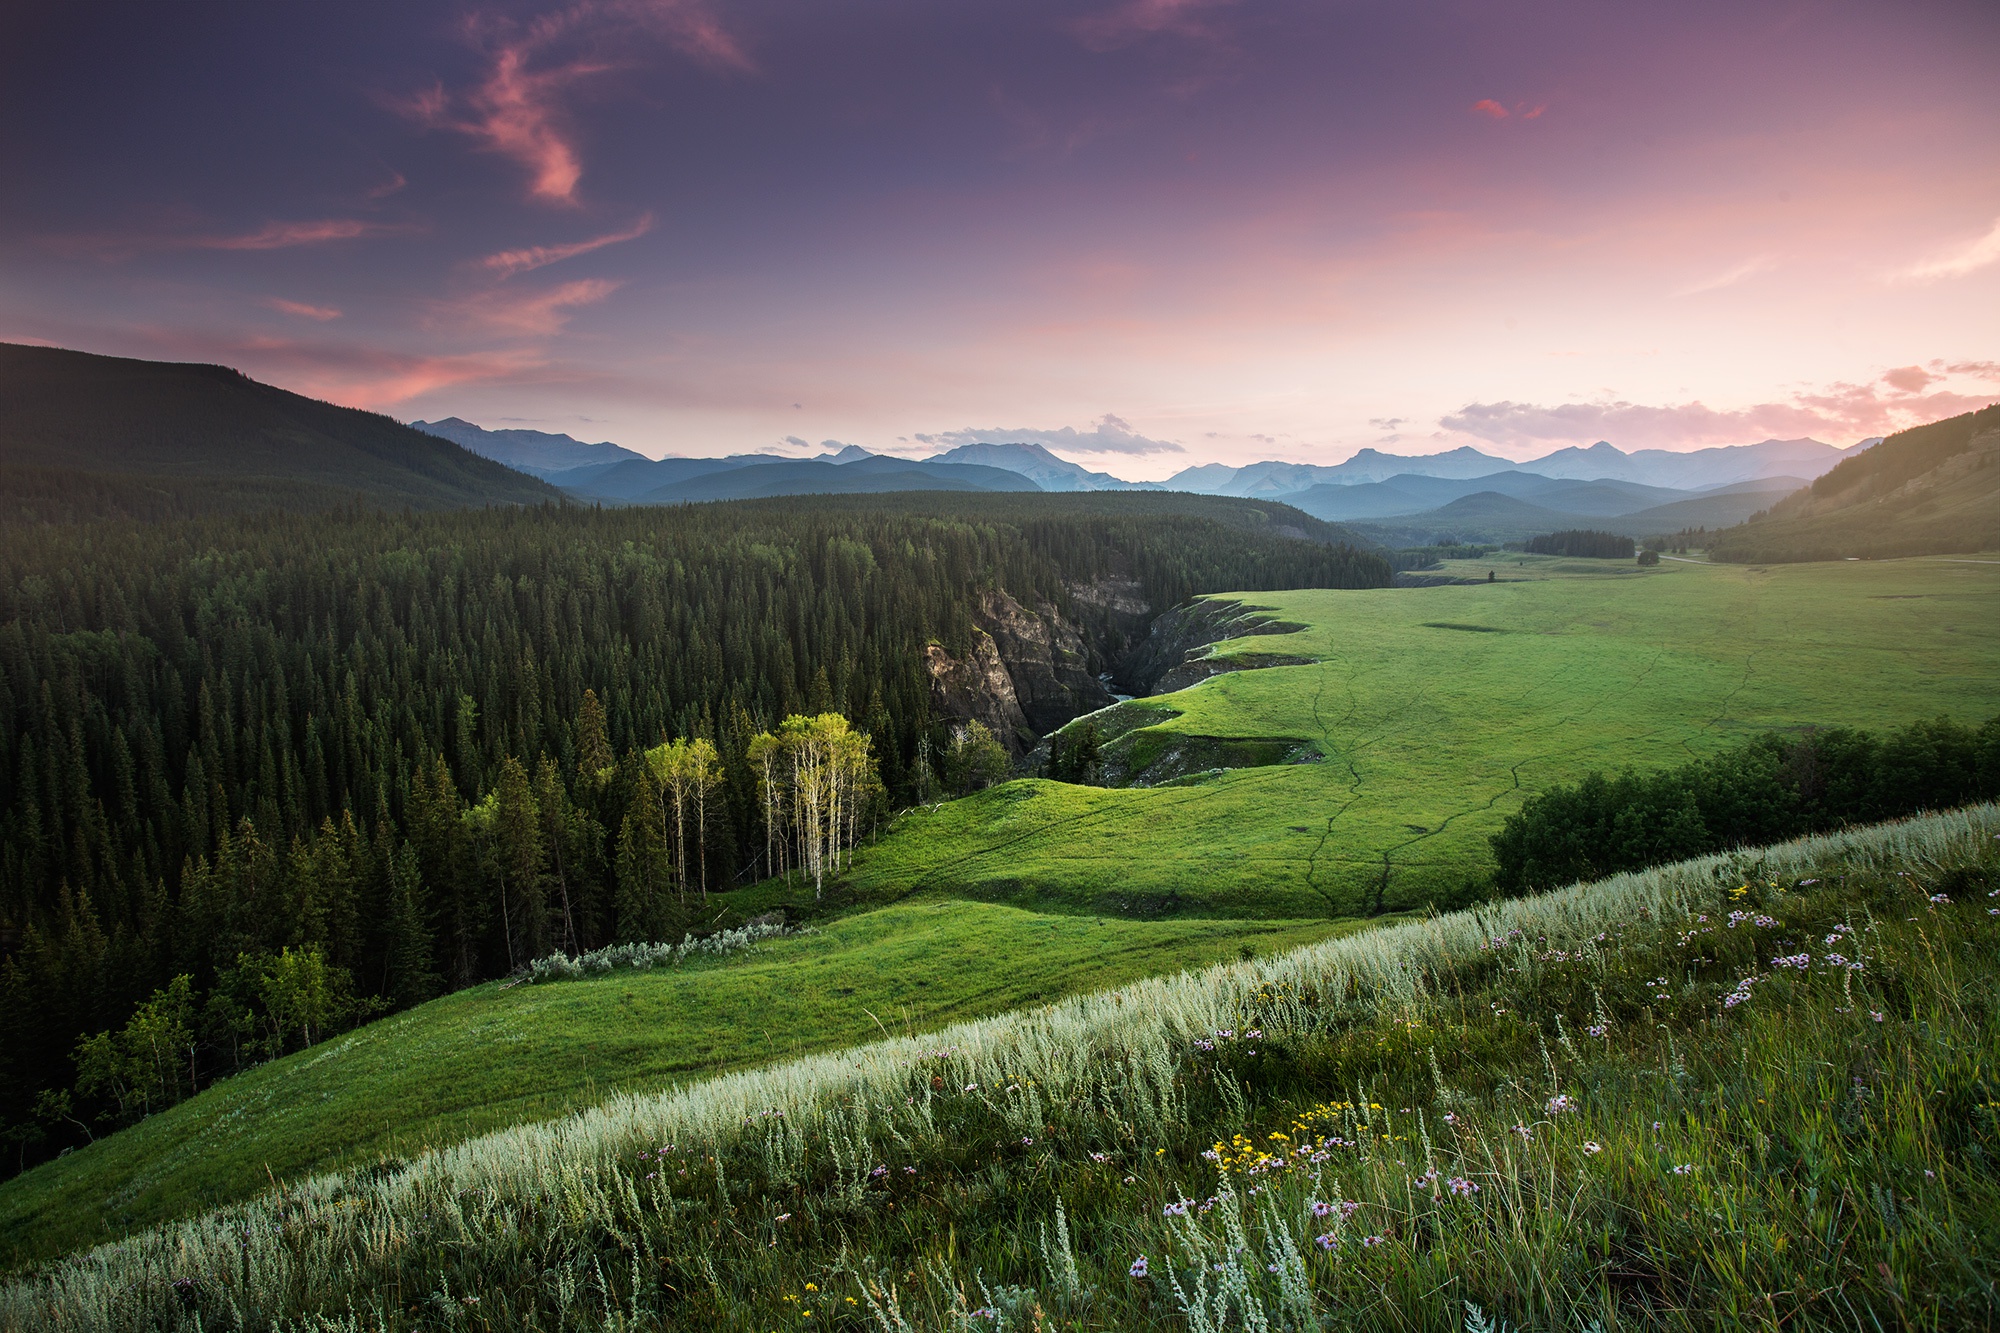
(3, 0, 1997, 476)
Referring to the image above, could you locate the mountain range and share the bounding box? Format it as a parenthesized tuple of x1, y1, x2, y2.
(418, 415, 1869, 539)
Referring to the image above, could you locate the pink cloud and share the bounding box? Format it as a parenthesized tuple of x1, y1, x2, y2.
(1881, 365, 1933, 393)
(1517, 102, 1547, 119)
(264, 298, 342, 321)
(1471, 99, 1509, 120)
(426, 277, 623, 336)
(203, 219, 392, 250)
(480, 214, 653, 277)
(630, 0, 755, 72)
(466, 45, 601, 205)
(404, 0, 751, 205)
(45, 218, 404, 260)
(1439, 378, 1997, 452)
(1072, 0, 1238, 51)
(1898, 215, 2000, 281)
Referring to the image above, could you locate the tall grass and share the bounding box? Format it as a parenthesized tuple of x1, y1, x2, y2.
(6, 806, 1996, 1330)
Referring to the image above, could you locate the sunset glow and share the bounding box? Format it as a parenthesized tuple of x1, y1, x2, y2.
(3, 0, 1996, 473)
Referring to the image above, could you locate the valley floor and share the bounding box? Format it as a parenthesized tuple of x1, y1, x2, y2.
(846, 554, 2000, 916)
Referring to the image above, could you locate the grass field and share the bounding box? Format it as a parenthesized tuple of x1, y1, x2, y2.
(845, 554, 2000, 917)
(8, 806, 1993, 1331)
(0, 901, 1364, 1269)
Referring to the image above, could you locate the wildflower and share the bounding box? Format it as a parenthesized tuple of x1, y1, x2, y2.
(1315, 1232, 1337, 1250)
(1870, 1011, 1885, 1023)
(1754, 915, 1776, 928)
(1930, 894, 1951, 905)
(1671, 1164, 1695, 1176)
(1652, 1121, 1664, 1130)
(1361, 1235, 1386, 1248)
(1312, 1200, 1334, 1217)
(904, 1166, 917, 1175)
(805, 1284, 818, 1293)
(1513, 1123, 1533, 1141)
(1129, 1256, 1150, 1278)
(1020, 1137, 1034, 1146)
(1163, 1201, 1189, 1217)
(1546, 1094, 1576, 1115)
(1338, 1200, 1362, 1219)
(963, 1083, 978, 1092)
(775, 1213, 791, 1222)
(1582, 1141, 1602, 1155)
(871, 1165, 888, 1178)
(1585, 1024, 1607, 1038)
(1091, 1151, 1112, 1163)
(1447, 1176, 1479, 1196)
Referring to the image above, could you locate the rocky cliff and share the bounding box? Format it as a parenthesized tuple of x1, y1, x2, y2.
(924, 581, 1139, 751)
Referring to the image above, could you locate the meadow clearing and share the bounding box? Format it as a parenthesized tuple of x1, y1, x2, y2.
(848, 554, 2000, 916)
(5, 804, 1993, 1330)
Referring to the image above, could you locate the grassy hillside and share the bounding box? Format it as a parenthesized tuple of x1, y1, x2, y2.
(1707, 404, 2000, 561)
(0, 343, 559, 518)
(0, 902, 1364, 1269)
(6, 805, 1993, 1330)
(842, 555, 2000, 917)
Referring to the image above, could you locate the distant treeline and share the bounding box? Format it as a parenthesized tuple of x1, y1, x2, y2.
(1521, 530, 1635, 559)
(1490, 716, 2000, 893)
(0, 493, 1386, 1173)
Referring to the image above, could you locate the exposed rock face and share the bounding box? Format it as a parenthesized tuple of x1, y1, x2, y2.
(1116, 599, 1309, 696)
(924, 631, 1029, 746)
(924, 582, 1131, 751)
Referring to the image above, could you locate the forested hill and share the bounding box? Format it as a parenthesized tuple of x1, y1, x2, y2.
(1707, 402, 2000, 562)
(0, 494, 1386, 1176)
(0, 343, 559, 520)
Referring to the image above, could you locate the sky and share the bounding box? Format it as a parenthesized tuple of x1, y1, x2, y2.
(2, 0, 1997, 479)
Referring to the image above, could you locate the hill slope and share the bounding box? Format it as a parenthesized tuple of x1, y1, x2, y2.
(1707, 404, 2000, 561)
(407, 417, 647, 478)
(0, 344, 559, 518)
(0, 902, 1359, 1269)
(5, 806, 1993, 1330)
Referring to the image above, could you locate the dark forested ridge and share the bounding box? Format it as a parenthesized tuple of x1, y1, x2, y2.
(1705, 403, 2000, 562)
(0, 343, 559, 520)
(0, 493, 1386, 1172)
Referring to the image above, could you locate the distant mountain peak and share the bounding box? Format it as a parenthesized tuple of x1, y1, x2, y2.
(821, 444, 875, 463)
(409, 418, 647, 480)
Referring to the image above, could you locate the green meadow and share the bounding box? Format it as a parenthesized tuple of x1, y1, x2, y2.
(847, 554, 2000, 916)
(5, 552, 1995, 1278)
(0, 900, 1361, 1268)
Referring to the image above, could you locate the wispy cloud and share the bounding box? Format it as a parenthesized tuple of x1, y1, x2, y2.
(480, 214, 653, 276)
(1470, 99, 1509, 120)
(1674, 255, 1775, 297)
(1898, 215, 2000, 280)
(1071, 0, 1239, 51)
(426, 277, 623, 336)
(1440, 371, 1996, 452)
(264, 298, 342, 321)
(46, 218, 405, 260)
(916, 413, 1183, 456)
(403, 0, 752, 205)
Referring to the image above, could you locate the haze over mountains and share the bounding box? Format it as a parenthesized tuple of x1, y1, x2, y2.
(418, 413, 1869, 540)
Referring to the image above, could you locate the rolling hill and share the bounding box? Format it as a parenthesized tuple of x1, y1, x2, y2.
(408, 417, 647, 478)
(0, 344, 560, 519)
(1707, 403, 2000, 561)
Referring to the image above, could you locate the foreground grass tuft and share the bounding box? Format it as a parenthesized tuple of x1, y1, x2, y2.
(5, 807, 1997, 1330)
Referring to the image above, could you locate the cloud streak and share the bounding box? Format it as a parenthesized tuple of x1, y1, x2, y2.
(1899, 215, 2000, 280)
(406, 0, 752, 205)
(264, 298, 342, 321)
(1440, 371, 1998, 452)
(479, 214, 653, 276)
(46, 219, 405, 260)
(1071, 0, 1239, 51)
(426, 277, 623, 336)
(917, 413, 1183, 456)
